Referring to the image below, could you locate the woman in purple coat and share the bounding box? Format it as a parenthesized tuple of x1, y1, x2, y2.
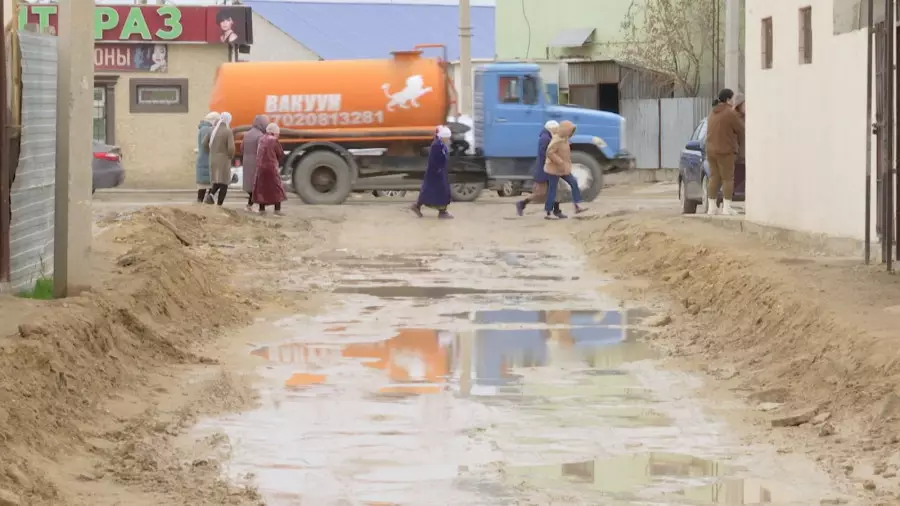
(410, 126, 454, 219)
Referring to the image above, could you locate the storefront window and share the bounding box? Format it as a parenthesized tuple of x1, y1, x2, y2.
(93, 86, 107, 144)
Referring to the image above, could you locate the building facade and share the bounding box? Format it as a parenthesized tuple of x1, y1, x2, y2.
(19, 3, 254, 189)
(745, 0, 870, 240)
(495, 0, 633, 61)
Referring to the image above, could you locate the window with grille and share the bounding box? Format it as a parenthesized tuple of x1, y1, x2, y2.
(761, 17, 774, 69)
(92, 86, 107, 144)
(799, 7, 813, 64)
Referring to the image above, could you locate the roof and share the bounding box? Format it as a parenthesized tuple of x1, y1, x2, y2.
(478, 62, 539, 73)
(243, 0, 495, 60)
(548, 28, 595, 48)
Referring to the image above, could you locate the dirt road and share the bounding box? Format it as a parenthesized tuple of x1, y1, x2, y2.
(0, 185, 887, 505)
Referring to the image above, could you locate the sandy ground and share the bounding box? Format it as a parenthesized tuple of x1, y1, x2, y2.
(0, 180, 890, 504)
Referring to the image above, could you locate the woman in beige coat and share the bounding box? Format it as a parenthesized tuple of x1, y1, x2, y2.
(202, 111, 236, 206)
(543, 120, 586, 219)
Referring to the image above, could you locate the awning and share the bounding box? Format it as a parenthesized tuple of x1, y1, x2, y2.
(548, 28, 595, 48)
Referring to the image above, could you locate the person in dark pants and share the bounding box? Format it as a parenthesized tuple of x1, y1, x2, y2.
(543, 120, 586, 219)
(195, 111, 218, 203)
(202, 112, 235, 206)
(516, 120, 564, 218)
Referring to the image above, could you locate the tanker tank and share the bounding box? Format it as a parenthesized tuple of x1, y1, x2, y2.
(209, 51, 451, 142)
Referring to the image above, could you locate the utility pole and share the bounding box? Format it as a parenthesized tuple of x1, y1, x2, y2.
(724, 0, 742, 91)
(53, 0, 94, 297)
(459, 0, 472, 116)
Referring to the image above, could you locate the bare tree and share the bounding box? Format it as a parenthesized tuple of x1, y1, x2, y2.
(620, 0, 723, 96)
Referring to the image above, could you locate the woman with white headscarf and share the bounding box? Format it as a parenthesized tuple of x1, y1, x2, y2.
(195, 111, 219, 203)
(202, 111, 236, 206)
(410, 125, 454, 219)
(252, 123, 287, 216)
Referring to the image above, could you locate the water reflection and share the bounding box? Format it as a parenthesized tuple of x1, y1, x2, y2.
(249, 309, 653, 397)
(504, 452, 792, 504)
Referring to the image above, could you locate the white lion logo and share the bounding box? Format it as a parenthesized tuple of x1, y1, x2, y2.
(382, 75, 433, 112)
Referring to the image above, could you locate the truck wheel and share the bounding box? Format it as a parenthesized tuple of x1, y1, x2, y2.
(557, 151, 605, 203)
(292, 151, 353, 205)
(450, 182, 485, 202)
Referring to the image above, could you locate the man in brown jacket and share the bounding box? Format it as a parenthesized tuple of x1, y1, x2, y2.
(705, 88, 745, 216)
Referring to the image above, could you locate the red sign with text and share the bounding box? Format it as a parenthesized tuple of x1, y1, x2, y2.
(19, 5, 253, 45)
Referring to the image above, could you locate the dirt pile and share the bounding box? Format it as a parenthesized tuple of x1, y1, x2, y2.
(576, 212, 900, 500)
(0, 206, 291, 505)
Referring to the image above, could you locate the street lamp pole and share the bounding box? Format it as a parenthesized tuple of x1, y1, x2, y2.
(459, 0, 472, 117)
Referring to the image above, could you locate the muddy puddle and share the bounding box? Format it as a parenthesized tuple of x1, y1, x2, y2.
(193, 247, 843, 505)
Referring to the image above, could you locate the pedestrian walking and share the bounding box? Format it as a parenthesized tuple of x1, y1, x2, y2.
(195, 111, 219, 204)
(515, 120, 565, 217)
(705, 88, 745, 216)
(252, 123, 287, 216)
(241, 115, 269, 212)
(203, 111, 236, 206)
(410, 126, 453, 219)
(543, 120, 586, 220)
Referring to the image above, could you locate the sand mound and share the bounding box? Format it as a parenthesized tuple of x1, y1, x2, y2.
(0, 206, 272, 504)
(578, 213, 900, 439)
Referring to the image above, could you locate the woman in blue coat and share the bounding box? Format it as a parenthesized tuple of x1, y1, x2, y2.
(515, 120, 564, 217)
(410, 126, 454, 219)
(195, 111, 219, 203)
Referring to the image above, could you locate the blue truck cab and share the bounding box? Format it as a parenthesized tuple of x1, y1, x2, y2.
(474, 63, 635, 201)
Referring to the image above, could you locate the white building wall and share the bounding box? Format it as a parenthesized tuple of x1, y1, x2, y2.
(247, 12, 319, 62)
(746, 0, 873, 240)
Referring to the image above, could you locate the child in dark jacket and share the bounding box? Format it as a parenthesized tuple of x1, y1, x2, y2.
(515, 120, 565, 217)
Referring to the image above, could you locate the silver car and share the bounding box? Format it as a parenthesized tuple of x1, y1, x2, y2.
(92, 141, 124, 194)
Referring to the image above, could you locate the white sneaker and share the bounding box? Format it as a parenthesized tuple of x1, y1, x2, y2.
(706, 199, 718, 216)
(722, 200, 739, 216)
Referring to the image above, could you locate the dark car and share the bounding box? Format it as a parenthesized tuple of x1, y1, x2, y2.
(678, 118, 745, 214)
(92, 141, 125, 194)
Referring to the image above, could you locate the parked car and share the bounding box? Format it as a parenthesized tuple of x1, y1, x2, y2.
(678, 118, 746, 214)
(92, 141, 124, 194)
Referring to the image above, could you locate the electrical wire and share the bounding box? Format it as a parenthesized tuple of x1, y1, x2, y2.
(521, 0, 531, 59)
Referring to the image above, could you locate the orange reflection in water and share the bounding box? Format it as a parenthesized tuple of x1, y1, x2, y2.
(252, 329, 449, 393)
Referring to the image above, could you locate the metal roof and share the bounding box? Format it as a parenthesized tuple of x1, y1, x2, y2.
(478, 62, 539, 73)
(243, 0, 495, 60)
(548, 28, 595, 48)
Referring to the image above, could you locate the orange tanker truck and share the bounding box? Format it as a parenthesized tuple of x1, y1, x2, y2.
(209, 47, 634, 205)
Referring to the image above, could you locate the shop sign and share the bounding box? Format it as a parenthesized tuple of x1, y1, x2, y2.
(95, 44, 168, 73)
(18, 5, 253, 45)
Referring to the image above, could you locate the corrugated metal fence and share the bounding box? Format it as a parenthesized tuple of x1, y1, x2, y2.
(621, 97, 712, 169)
(9, 31, 57, 292)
